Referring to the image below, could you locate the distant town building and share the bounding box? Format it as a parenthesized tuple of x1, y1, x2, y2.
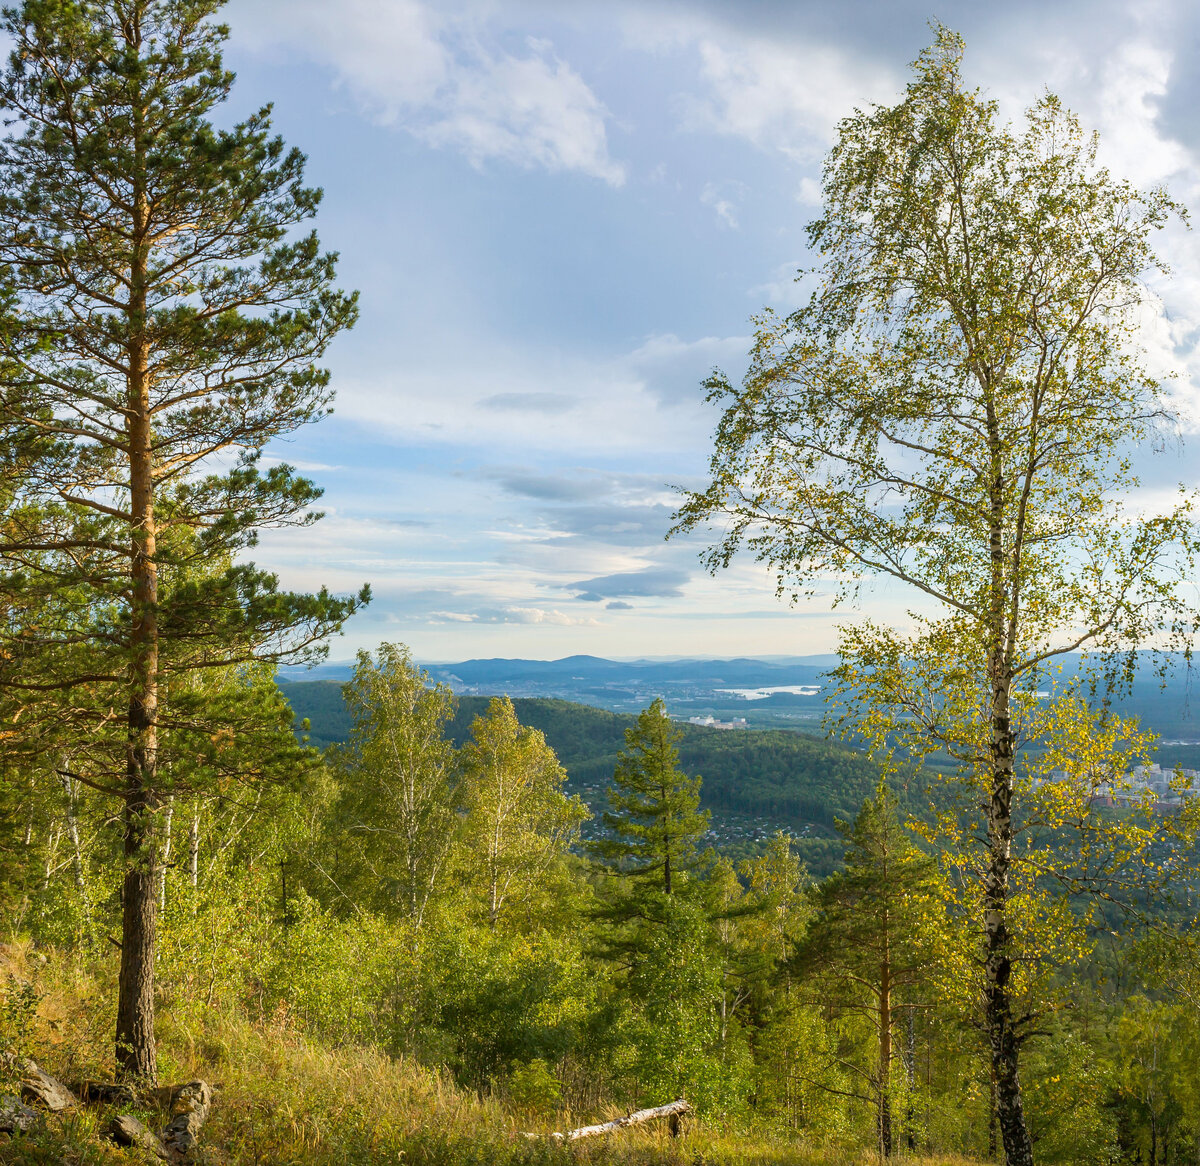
(1036, 761, 1199, 809)
(687, 715, 749, 730)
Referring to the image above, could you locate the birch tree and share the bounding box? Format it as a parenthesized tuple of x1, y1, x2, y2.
(459, 697, 587, 930)
(335, 644, 457, 932)
(673, 29, 1197, 1166)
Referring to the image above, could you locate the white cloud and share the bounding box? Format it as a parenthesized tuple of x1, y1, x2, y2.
(230, 0, 625, 185)
(622, 332, 751, 404)
(796, 176, 823, 205)
(680, 36, 898, 162)
(430, 606, 601, 626)
(700, 180, 741, 228)
(325, 330, 748, 453)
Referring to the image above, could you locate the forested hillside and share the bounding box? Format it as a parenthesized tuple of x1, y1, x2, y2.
(281, 683, 913, 871)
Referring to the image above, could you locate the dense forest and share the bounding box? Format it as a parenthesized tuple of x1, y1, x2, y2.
(0, 4, 1199, 1166)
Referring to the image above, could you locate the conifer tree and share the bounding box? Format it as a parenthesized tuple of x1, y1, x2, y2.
(592, 697, 710, 899)
(0, 0, 363, 1080)
(791, 787, 942, 1156)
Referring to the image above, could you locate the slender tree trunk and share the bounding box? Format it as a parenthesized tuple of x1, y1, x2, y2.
(116, 112, 160, 1080)
(661, 779, 672, 895)
(42, 819, 62, 891)
(57, 770, 89, 912)
(488, 811, 502, 929)
(187, 810, 199, 891)
(988, 1068, 998, 1160)
(984, 451, 1033, 1166)
(904, 1006, 917, 1151)
(158, 795, 174, 912)
(22, 783, 33, 847)
(879, 942, 893, 1157)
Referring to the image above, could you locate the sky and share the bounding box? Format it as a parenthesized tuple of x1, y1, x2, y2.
(213, 0, 1200, 664)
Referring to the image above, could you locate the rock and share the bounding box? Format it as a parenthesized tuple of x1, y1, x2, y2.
(0, 1093, 39, 1133)
(161, 1080, 212, 1159)
(20, 1062, 77, 1111)
(106, 1113, 168, 1159)
(0, 1053, 77, 1112)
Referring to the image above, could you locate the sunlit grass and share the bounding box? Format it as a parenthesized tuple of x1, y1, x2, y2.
(1, 942, 980, 1166)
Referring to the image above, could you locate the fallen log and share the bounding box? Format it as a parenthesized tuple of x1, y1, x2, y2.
(160, 1079, 213, 1159)
(531, 1099, 692, 1142)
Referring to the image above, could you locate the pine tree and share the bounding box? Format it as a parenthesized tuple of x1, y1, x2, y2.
(592, 698, 710, 898)
(0, 0, 363, 1080)
(791, 786, 943, 1156)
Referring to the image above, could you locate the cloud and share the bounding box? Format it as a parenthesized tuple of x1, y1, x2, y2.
(606, 599, 634, 610)
(232, 0, 625, 185)
(430, 606, 601, 626)
(622, 332, 750, 404)
(701, 181, 743, 228)
(328, 330, 740, 453)
(490, 472, 598, 502)
(479, 392, 579, 414)
(795, 176, 822, 205)
(567, 566, 690, 602)
(678, 34, 898, 162)
(420, 44, 626, 185)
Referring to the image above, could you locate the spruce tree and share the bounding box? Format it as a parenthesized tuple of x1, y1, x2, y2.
(0, 0, 363, 1080)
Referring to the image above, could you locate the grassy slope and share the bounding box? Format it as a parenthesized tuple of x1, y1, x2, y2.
(0, 941, 978, 1166)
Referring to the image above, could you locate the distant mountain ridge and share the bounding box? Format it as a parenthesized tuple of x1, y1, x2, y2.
(280, 651, 1200, 739)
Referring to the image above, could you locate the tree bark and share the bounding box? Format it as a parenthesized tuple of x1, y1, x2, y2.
(57, 770, 89, 912)
(879, 946, 893, 1157)
(116, 108, 159, 1081)
(984, 451, 1033, 1166)
(531, 1099, 692, 1142)
(187, 810, 199, 891)
(158, 796, 174, 913)
(116, 785, 158, 1082)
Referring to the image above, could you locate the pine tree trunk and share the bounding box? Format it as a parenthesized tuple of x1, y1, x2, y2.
(116, 786, 158, 1081)
(116, 155, 159, 1082)
(879, 949, 893, 1157)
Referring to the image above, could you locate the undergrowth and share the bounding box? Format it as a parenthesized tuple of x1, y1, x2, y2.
(0, 942, 980, 1165)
